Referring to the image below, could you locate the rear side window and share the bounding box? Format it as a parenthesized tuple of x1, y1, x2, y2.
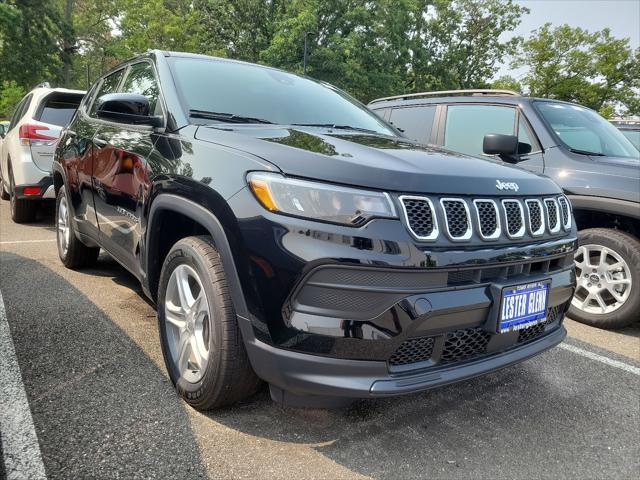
(389, 106, 436, 143)
(37, 94, 83, 127)
(89, 69, 125, 116)
(8, 94, 32, 130)
(120, 62, 160, 114)
(444, 104, 516, 156)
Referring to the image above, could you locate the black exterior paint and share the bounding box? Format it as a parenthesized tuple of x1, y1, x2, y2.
(54, 51, 577, 399)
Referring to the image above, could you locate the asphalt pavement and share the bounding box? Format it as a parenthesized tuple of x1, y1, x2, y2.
(1, 198, 639, 480)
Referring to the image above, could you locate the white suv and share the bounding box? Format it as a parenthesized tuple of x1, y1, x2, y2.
(0, 86, 85, 222)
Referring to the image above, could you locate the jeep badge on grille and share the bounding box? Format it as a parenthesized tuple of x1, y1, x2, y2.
(496, 180, 519, 192)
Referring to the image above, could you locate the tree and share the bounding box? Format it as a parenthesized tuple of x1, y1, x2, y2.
(513, 23, 640, 116)
(0, 80, 26, 119)
(0, 0, 63, 89)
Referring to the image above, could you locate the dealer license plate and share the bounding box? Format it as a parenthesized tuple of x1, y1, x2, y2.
(498, 280, 550, 333)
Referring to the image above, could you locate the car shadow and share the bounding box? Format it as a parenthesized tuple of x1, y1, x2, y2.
(0, 251, 207, 479)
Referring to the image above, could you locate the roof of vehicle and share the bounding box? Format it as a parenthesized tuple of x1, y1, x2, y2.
(367, 89, 581, 109)
(27, 86, 86, 98)
(610, 118, 640, 128)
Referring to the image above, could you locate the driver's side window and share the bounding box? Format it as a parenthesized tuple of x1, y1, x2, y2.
(120, 62, 161, 116)
(89, 69, 124, 117)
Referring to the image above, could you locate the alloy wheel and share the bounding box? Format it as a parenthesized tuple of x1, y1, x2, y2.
(57, 194, 70, 256)
(572, 244, 632, 315)
(164, 264, 211, 383)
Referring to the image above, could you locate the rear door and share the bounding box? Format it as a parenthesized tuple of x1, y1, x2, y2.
(92, 61, 161, 273)
(438, 103, 545, 174)
(28, 92, 84, 172)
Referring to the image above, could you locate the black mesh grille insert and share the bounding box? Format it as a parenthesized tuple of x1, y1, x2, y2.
(440, 327, 491, 364)
(545, 199, 559, 230)
(558, 197, 570, 227)
(517, 304, 564, 344)
(402, 198, 434, 238)
(475, 201, 498, 237)
(526, 201, 542, 233)
(442, 200, 469, 238)
(503, 201, 523, 236)
(388, 337, 435, 366)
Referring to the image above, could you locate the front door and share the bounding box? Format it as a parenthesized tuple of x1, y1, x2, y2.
(92, 61, 161, 274)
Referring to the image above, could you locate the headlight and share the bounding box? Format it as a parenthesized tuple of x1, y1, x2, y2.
(248, 172, 397, 226)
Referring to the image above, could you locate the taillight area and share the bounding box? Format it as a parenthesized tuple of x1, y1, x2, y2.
(19, 124, 58, 146)
(22, 186, 42, 196)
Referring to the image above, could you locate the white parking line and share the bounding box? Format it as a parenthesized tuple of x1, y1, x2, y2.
(0, 289, 47, 480)
(0, 239, 55, 245)
(559, 342, 640, 376)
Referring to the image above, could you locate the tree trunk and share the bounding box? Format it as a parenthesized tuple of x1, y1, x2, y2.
(62, 0, 74, 86)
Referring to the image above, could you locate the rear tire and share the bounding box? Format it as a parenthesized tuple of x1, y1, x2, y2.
(56, 187, 100, 268)
(157, 236, 261, 410)
(568, 228, 640, 329)
(9, 167, 37, 223)
(0, 168, 9, 200)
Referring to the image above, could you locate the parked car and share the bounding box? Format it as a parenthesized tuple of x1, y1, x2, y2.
(611, 118, 640, 151)
(54, 51, 576, 409)
(0, 86, 85, 222)
(369, 90, 639, 329)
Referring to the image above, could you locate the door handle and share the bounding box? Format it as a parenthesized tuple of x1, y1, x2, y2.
(94, 137, 108, 147)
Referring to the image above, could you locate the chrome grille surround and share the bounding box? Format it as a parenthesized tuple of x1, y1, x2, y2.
(525, 199, 545, 237)
(557, 195, 572, 230)
(472, 199, 501, 240)
(544, 197, 561, 233)
(399, 195, 439, 241)
(440, 198, 472, 241)
(501, 199, 526, 239)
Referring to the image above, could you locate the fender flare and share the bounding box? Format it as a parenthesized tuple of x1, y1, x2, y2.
(145, 194, 249, 318)
(568, 195, 640, 220)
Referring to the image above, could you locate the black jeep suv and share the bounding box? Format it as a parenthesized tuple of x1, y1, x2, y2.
(369, 90, 639, 329)
(54, 52, 576, 409)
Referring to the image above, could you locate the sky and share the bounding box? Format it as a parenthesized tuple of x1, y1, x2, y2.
(496, 0, 640, 79)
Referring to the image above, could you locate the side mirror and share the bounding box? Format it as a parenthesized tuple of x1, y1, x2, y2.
(483, 133, 520, 163)
(96, 93, 163, 128)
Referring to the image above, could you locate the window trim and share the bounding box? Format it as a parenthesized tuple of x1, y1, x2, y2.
(8, 94, 33, 131)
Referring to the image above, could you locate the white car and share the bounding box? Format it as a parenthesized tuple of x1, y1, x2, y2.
(0, 86, 85, 222)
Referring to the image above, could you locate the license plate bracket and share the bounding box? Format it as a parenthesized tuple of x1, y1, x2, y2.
(498, 280, 551, 334)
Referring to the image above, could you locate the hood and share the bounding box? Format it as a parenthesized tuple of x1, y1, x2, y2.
(195, 125, 562, 196)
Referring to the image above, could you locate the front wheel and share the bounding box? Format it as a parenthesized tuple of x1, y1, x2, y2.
(157, 236, 261, 410)
(569, 228, 640, 329)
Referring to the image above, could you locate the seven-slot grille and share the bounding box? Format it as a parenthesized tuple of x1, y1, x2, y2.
(401, 195, 571, 242)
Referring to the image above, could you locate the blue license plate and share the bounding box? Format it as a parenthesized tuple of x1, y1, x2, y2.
(498, 280, 550, 333)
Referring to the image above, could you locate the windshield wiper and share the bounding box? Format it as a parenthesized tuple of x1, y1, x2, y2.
(189, 109, 273, 124)
(570, 148, 605, 156)
(292, 123, 378, 134)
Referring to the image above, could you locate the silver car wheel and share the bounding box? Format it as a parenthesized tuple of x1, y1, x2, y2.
(572, 243, 632, 315)
(164, 264, 211, 383)
(57, 195, 70, 256)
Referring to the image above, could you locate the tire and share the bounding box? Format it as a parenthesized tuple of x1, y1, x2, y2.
(157, 235, 261, 410)
(56, 187, 100, 268)
(0, 168, 9, 200)
(568, 228, 640, 329)
(9, 166, 37, 223)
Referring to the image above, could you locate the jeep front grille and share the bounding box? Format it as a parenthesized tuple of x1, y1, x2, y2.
(401, 195, 570, 242)
(441, 199, 471, 240)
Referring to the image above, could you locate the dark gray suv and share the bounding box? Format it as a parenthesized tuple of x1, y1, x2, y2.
(369, 90, 639, 329)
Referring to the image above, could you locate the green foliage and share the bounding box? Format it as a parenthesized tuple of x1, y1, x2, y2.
(514, 23, 640, 116)
(0, 0, 63, 89)
(491, 75, 523, 93)
(0, 80, 26, 119)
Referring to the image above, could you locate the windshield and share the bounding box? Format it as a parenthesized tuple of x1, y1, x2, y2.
(534, 101, 638, 158)
(168, 56, 396, 135)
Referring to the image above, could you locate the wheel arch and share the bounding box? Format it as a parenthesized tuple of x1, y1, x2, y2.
(569, 195, 640, 239)
(145, 194, 250, 318)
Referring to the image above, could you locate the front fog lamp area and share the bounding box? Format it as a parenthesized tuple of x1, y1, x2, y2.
(248, 172, 397, 226)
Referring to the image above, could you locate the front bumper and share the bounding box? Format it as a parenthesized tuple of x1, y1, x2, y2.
(242, 316, 566, 399)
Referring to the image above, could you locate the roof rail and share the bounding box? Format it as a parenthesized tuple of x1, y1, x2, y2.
(369, 89, 521, 104)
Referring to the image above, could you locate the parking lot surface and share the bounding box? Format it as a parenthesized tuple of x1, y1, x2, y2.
(1, 199, 639, 480)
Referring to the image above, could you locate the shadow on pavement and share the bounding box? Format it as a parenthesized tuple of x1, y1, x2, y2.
(0, 251, 207, 480)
